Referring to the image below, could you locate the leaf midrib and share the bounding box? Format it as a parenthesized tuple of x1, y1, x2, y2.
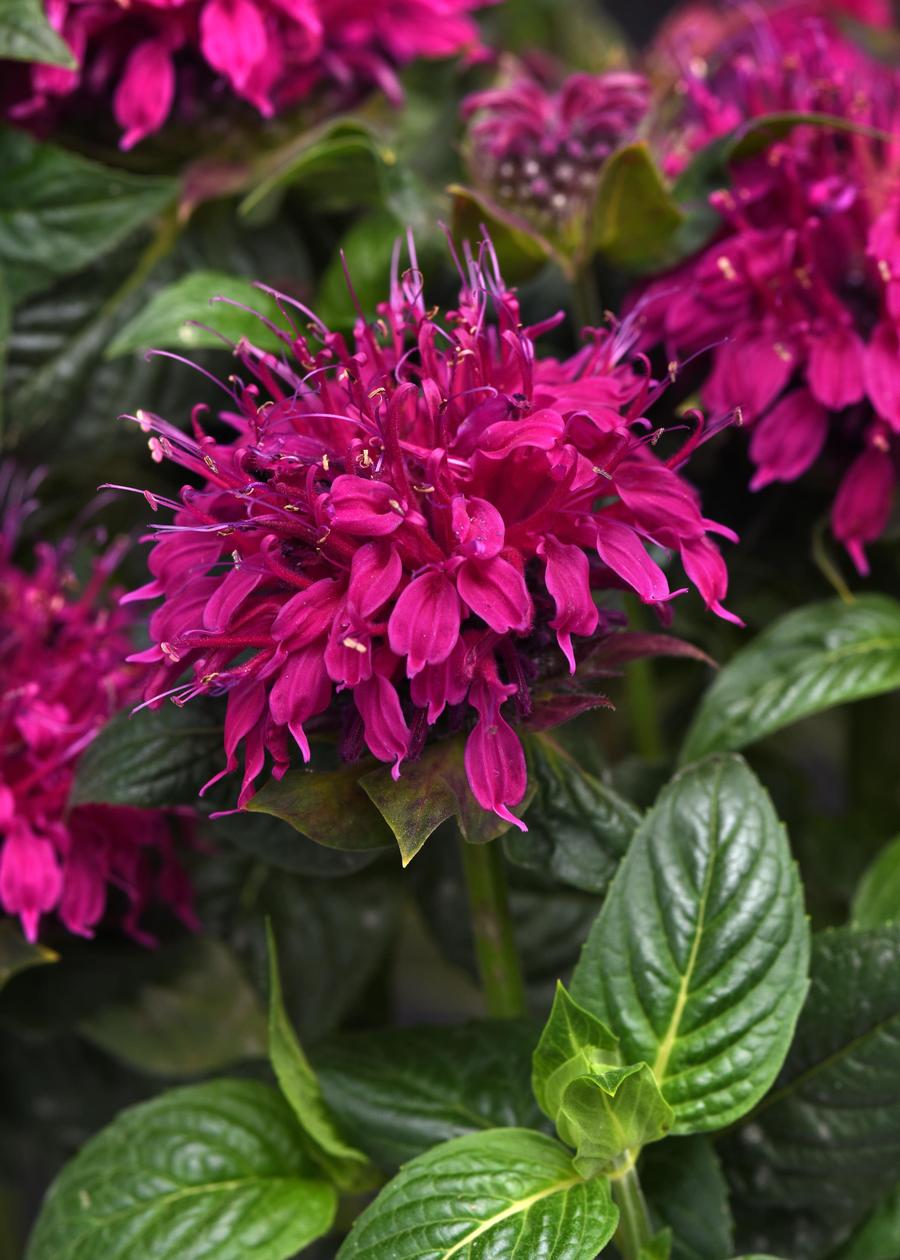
(652, 765, 721, 1084)
(440, 1174, 584, 1259)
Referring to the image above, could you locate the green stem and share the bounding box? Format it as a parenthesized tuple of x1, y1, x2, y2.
(571, 262, 602, 330)
(612, 1164, 653, 1260)
(623, 596, 664, 762)
(459, 836, 527, 1019)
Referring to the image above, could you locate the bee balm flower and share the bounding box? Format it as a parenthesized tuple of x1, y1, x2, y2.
(0, 474, 196, 943)
(125, 238, 737, 830)
(639, 5, 900, 573)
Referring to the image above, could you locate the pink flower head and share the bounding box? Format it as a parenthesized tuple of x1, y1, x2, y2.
(0, 471, 196, 943)
(637, 4, 900, 572)
(462, 67, 649, 229)
(124, 235, 738, 832)
(2, 0, 489, 146)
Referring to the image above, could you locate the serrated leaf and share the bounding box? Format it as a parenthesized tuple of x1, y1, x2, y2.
(852, 835, 900, 928)
(79, 938, 266, 1075)
(337, 1128, 618, 1260)
(0, 922, 57, 990)
(724, 925, 900, 1248)
(266, 923, 375, 1192)
(571, 755, 809, 1133)
(507, 733, 640, 893)
(360, 735, 533, 865)
(106, 271, 284, 357)
(559, 1063, 675, 1177)
(681, 596, 900, 762)
(248, 762, 395, 852)
(0, 129, 176, 305)
(71, 702, 224, 809)
(25, 1079, 336, 1260)
(641, 1136, 734, 1260)
(312, 1020, 543, 1169)
(0, 0, 75, 66)
(592, 142, 684, 270)
(532, 982, 619, 1121)
(832, 1187, 900, 1260)
(212, 810, 378, 877)
(241, 119, 386, 219)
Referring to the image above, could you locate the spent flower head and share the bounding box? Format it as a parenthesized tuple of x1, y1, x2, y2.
(0, 469, 196, 943)
(124, 235, 738, 831)
(3, 0, 490, 149)
(638, 2, 900, 572)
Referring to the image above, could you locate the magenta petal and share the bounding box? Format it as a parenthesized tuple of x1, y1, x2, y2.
(200, 0, 268, 93)
(457, 555, 533, 634)
(202, 563, 265, 631)
(58, 845, 107, 939)
(464, 714, 527, 832)
(680, 535, 742, 626)
(0, 824, 62, 943)
(476, 409, 565, 459)
(538, 534, 599, 672)
(272, 577, 343, 647)
(832, 446, 895, 575)
(347, 541, 402, 619)
(269, 643, 331, 758)
(388, 570, 461, 675)
(354, 674, 410, 776)
(451, 495, 505, 558)
(865, 323, 900, 431)
(748, 389, 829, 491)
(114, 39, 175, 150)
(596, 519, 670, 603)
(704, 329, 795, 419)
(327, 475, 405, 536)
(808, 326, 866, 409)
(409, 636, 469, 723)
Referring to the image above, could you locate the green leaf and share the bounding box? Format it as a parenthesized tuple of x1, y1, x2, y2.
(571, 755, 809, 1133)
(559, 1063, 675, 1177)
(212, 810, 378, 877)
(241, 118, 386, 220)
(0, 129, 176, 305)
(724, 925, 900, 1245)
(681, 596, 900, 763)
(450, 184, 551, 282)
(25, 1079, 336, 1260)
(0, 922, 57, 990)
(507, 733, 641, 893)
(832, 1187, 900, 1260)
(592, 142, 684, 271)
(77, 938, 266, 1076)
(312, 1020, 543, 1168)
(641, 1230, 673, 1260)
(532, 982, 619, 1121)
(852, 835, 900, 928)
(315, 210, 403, 331)
(360, 735, 533, 865)
(336, 1128, 618, 1260)
(71, 701, 224, 810)
(640, 1137, 734, 1260)
(266, 923, 375, 1192)
(106, 271, 285, 357)
(0, 0, 75, 66)
(248, 762, 395, 852)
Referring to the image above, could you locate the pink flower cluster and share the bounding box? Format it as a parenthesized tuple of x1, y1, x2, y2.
(639, 5, 900, 573)
(3, 0, 489, 149)
(462, 68, 649, 227)
(0, 475, 196, 943)
(126, 240, 738, 830)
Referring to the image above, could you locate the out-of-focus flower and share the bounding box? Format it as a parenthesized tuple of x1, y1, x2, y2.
(124, 236, 738, 831)
(638, 4, 900, 573)
(2, 0, 490, 149)
(461, 67, 649, 233)
(0, 470, 196, 943)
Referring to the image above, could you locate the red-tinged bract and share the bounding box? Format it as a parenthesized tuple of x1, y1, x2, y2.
(125, 239, 738, 830)
(0, 475, 196, 944)
(2, 0, 490, 149)
(639, 3, 900, 573)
